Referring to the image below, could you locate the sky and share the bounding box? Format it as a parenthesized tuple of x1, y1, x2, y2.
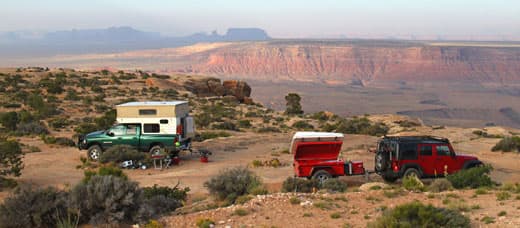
(2, 0, 520, 40)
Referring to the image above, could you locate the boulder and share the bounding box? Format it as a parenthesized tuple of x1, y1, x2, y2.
(183, 77, 225, 97)
(223, 80, 252, 102)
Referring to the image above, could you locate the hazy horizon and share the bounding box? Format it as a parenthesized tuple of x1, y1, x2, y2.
(2, 0, 520, 41)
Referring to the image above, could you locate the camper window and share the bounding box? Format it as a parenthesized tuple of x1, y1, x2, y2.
(143, 124, 160, 133)
(160, 119, 168, 124)
(139, 109, 157, 115)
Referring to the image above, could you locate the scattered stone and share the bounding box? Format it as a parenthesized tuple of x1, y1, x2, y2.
(300, 200, 313, 207)
(359, 182, 389, 191)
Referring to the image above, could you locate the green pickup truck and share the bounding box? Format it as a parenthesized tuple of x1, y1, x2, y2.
(78, 123, 179, 160)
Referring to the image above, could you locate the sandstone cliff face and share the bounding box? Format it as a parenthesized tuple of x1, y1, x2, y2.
(185, 42, 520, 84)
(183, 77, 252, 102)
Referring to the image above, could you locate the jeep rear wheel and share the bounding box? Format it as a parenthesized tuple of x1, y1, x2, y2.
(312, 170, 332, 184)
(88, 145, 102, 161)
(403, 168, 421, 178)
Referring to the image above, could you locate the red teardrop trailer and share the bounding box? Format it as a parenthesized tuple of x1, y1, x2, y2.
(290, 132, 365, 182)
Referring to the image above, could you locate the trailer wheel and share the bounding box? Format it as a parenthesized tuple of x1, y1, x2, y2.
(312, 170, 332, 183)
(88, 145, 102, 161)
(149, 145, 164, 155)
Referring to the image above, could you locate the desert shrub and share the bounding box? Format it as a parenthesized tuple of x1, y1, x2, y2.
(238, 119, 252, 128)
(204, 167, 263, 204)
(99, 145, 145, 163)
(334, 117, 389, 136)
(0, 177, 17, 190)
(142, 184, 189, 202)
(492, 136, 520, 152)
(235, 195, 253, 204)
(282, 177, 320, 193)
(285, 93, 303, 115)
(49, 118, 71, 129)
(197, 131, 231, 141)
(95, 109, 116, 130)
(402, 175, 425, 192)
(395, 120, 420, 128)
(74, 123, 98, 134)
(0, 111, 19, 131)
(41, 135, 75, 147)
(428, 179, 453, 193)
(2, 103, 22, 109)
(368, 201, 470, 228)
(321, 179, 348, 192)
(447, 165, 494, 189)
(496, 191, 511, 201)
(257, 126, 281, 133)
(0, 139, 23, 178)
(233, 208, 249, 216)
(292, 120, 314, 130)
(289, 197, 301, 205)
(0, 186, 69, 228)
(82, 165, 128, 183)
(70, 175, 143, 225)
(212, 121, 238, 131)
(195, 113, 212, 128)
(196, 218, 214, 228)
(15, 122, 49, 135)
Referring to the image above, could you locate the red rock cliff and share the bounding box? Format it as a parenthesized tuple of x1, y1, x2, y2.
(184, 41, 520, 84)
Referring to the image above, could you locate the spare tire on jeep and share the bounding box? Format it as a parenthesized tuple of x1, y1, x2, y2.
(375, 152, 389, 172)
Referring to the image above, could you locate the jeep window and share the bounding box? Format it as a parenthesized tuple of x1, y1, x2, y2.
(379, 141, 397, 158)
(420, 145, 432, 156)
(126, 125, 138, 135)
(110, 125, 126, 136)
(139, 109, 157, 115)
(436, 145, 451, 156)
(143, 124, 160, 133)
(399, 143, 418, 160)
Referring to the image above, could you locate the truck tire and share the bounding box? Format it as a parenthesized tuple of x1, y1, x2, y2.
(403, 168, 421, 178)
(149, 145, 163, 155)
(312, 170, 332, 183)
(88, 145, 102, 161)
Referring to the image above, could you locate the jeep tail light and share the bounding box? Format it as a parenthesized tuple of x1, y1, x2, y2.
(392, 161, 399, 172)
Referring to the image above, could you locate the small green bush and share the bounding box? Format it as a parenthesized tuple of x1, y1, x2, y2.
(238, 120, 252, 128)
(402, 175, 425, 192)
(204, 167, 263, 204)
(289, 197, 301, 205)
(99, 145, 145, 163)
(196, 218, 214, 228)
(368, 201, 470, 228)
(197, 131, 231, 141)
(0, 186, 69, 228)
(492, 136, 520, 152)
(82, 165, 128, 183)
(212, 121, 239, 131)
(330, 212, 341, 219)
(233, 208, 249, 216)
(321, 179, 348, 192)
(292, 120, 314, 130)
(447, 165, 494, 189)
(428, 179, 453, 193)
(282, 177, 320, 193)
(496, 191, 511, 201)
(235, 195, 253, 204)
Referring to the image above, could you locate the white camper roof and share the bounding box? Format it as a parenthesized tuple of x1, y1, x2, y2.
(117, 101, 188, 107)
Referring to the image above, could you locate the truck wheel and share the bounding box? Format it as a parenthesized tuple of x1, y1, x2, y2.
(312, 170, 332, 184)
(382, 175, 398, 183)
(403, 168, 421, 178)
(149, 145, 163, 155)
(88, 145, 102, 161)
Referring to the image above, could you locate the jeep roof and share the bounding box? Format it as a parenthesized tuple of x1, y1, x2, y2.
(380, 136, 450, 144)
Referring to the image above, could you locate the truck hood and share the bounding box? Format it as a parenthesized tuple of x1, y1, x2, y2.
(86, 130, 106, 138)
